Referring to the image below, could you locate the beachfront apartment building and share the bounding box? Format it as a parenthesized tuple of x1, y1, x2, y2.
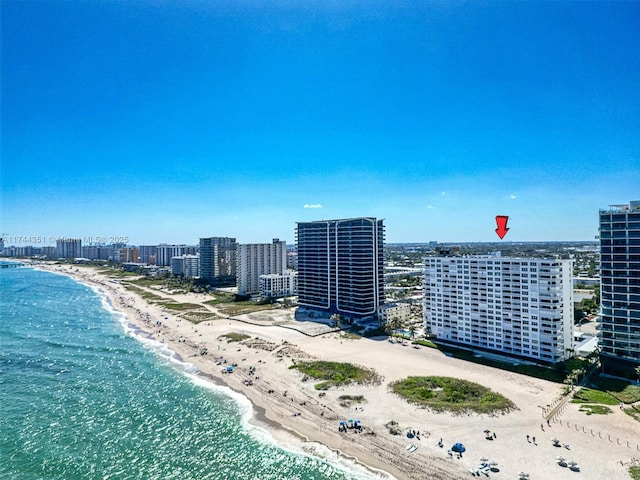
(296, 217, 385, 319)
(171, 254, 200, 278)
(82, 244, 114, 261)
(114, 247, 139, 264)
(260, 271, 298, 298)
(423, 252, 574, 363)
(598, 200, 640, 377)
(378, 302, 411, 324)
(56, 238, 82, 259)
(199, 237, 237, 287)
(138, 245, 158, 264)
(156, 244, 186, 266)
(236, 239, 287, 295)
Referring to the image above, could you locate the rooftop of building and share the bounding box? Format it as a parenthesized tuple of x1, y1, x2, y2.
(600, 200, 640, 213)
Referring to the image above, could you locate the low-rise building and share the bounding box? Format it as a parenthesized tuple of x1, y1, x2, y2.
(171, 254, 200, 278)
(259, 271, 297, 298)
(377, 302, 411, 324)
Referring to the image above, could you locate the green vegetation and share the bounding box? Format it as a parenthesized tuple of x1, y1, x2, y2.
(629, 466, 640, 480)
(361, 327, 387, 337)
(413, 339, 438, 349)
(578, 404, 612, 415)
(204, 293, 235, 305)
(571, 388, 619, 405)
(179, 311, 219, 324)
(215, 301, 279, 317)
(290, 361, 380, 390)
(122, 284, 166, 302)
(390, 376, 516, 414)
(431, 342, 590, 384)
(590, 374, 640, 404)
(218, 333, 251, 343)
(203, 293, 280, 316)
(161, 302, 202, 311)
(339, 332, 362, 340)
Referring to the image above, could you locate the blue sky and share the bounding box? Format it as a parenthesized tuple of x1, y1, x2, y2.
(2, 1, 639, 245)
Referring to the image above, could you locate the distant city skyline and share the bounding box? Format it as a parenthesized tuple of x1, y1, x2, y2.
(2, 2, 639, 244)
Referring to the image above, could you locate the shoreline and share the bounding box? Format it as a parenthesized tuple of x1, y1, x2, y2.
(25, 262, 640, 480)
(35, 263, 400, 480)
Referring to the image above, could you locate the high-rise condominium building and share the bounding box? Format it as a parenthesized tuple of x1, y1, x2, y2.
(138, 245, 158, 264)
(82, 244, 114, 261)
(423, 252, 574, 363)
(296, 217, 384, 319)
(236, 239, 287, 295)
(156, 244, 186, 266)
(56, 238, 82, 259)
(599, 200, 640, 377)
(199, 237, 237, 286)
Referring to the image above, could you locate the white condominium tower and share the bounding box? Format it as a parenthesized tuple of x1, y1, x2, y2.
(296, 217, 384, 319)
(236, 239, 287, 295)
(423, 251, 574, 363)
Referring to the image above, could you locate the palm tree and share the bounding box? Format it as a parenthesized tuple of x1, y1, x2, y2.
(635, 366, 640, 385)
(408, 324, 417, 341)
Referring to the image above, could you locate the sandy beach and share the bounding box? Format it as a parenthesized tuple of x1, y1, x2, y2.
(32, 263, 640, 480)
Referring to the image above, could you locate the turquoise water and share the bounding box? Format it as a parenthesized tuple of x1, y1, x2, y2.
(0, 266, 376, 480)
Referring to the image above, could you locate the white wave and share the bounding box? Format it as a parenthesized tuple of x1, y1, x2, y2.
(63, 271, 391, 480)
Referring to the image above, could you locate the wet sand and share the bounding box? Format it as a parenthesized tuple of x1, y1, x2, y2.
(34, 263, 640, 480)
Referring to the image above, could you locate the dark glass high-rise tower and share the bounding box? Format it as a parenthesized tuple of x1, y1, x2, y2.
(199, 237, 237, 287)
(296, 217, 384, 319)
(599, 200, 640, 377)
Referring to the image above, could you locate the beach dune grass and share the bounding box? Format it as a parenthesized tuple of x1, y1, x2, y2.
(390, 376, 516, 414)
(219, 332, 251, 343)
(161, 302, 202, 311)
(290, 361, 380, 390)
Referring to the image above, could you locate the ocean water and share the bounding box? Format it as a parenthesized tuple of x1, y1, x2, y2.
(0, 265, 377, 480)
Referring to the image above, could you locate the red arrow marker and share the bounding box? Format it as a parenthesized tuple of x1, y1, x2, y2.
(495, 215, 510, 239)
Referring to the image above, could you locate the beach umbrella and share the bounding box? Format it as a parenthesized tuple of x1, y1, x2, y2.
(480, 456, 489, 462)
(551, 437, 559, 443)
(451, 442, 466, 453)
(489, 461, 498, 466)
(339, 421, 347, 425)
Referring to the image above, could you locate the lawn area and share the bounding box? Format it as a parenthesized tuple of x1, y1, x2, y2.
(577, 404, 612, 415)
(589, 374, 640, 404)
(390, 376, 516, 414)
(433, 342, 588, 383)
(571, 388, 620, 405)
(413, 339, 438, 349)
(290, 360, 380, 390)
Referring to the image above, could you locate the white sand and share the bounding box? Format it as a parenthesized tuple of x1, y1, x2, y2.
(34, 263, 640, 480)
